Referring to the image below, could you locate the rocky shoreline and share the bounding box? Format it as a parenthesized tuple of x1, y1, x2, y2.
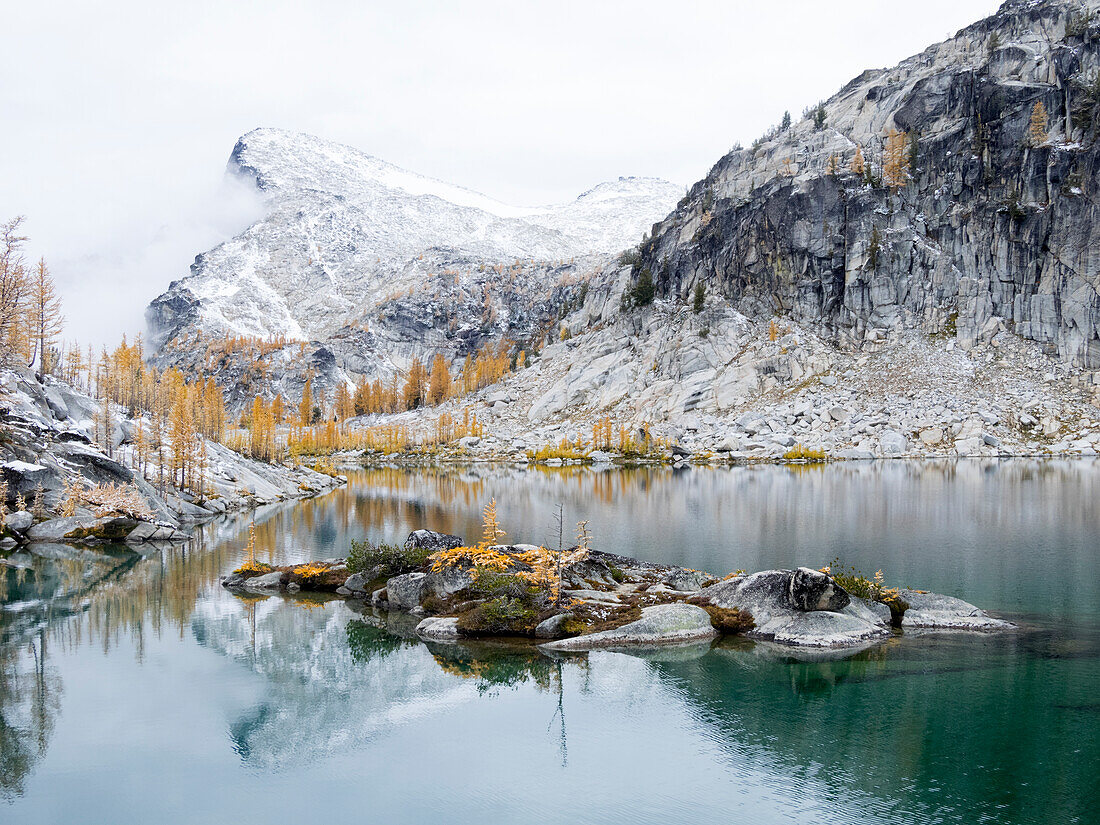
(0, 366, 345, 549)
(222, 529, 1014, 651)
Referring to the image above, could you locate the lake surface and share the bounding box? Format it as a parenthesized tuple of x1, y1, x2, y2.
(2, 460, 1098, 824)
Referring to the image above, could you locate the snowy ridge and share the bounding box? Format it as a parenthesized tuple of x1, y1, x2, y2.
(148, 128, 682, 345)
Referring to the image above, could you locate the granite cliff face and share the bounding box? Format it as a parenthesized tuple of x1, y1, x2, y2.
(636, 0, 1100, 367)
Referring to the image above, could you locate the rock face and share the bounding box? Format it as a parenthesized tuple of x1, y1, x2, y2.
(640, 0, 1100, 368)
(540, 603, 719, 651)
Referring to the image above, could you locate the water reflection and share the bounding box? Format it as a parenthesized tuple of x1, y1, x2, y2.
(194, 592, 1100, 825)
(0, 628, 59, 800)
(1, 460, 1099, 824)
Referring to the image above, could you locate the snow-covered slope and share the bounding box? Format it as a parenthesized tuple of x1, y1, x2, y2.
(148, 128, 682, 347)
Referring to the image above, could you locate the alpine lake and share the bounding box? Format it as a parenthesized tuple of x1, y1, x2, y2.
(2, 459, 1098, 825)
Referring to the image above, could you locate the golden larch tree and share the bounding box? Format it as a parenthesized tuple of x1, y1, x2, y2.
(26, 257, 63, 375)
(850, 146, 865, 176)
(403, 357, 427, 409)
(298, 377, 313, 425)
(353, 381, 370, 416)
(1029, 100, 1049, 146)
(427, 353, 452, 405)
(335, 383, 354, 421)
(0, 217, 29, 365)
(883, 129, 911, 190)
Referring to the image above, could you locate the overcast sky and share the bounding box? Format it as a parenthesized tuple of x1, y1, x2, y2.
(1, 0, 1001, 348)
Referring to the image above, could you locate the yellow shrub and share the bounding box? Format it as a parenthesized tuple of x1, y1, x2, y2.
(783, 444, 827, 462)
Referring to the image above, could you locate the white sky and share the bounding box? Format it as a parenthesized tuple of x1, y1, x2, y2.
(1, 0, 1001, 348)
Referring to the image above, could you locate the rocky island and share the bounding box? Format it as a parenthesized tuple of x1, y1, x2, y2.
(222, 510, 1013, 651)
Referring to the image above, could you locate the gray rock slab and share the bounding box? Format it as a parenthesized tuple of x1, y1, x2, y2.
(415, 617, 462, 640)
(540, 603, 718, 651)
(899, 589, 1014, 630)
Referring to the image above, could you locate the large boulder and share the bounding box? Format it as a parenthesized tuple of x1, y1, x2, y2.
(125, 521, 160, 542)
(26, 515, 99, 542)
(879, 430, 909, 456)
(696, 569, 849, 617)
(788, 567, 850, 611)
(42, 385, 69, 420)
(415, 617, 461, 640)
(1, 460, 58, 498)
(386, 572, 430, 610)
(665, 568, 713, 592)
(540, 603, 718, 651)
(343, 571, 374, 596)
(4, 510, 34, 534)
(244, 571, 286, 589)
(561, 553, 617, 588)
(761, 609, 890, 647)
(62, 516, 141, 542)
(423, 565, 475, 599)
(404, 529, 463, 552)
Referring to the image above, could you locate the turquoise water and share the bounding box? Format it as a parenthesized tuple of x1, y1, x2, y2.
(2, 461, 1098, 824)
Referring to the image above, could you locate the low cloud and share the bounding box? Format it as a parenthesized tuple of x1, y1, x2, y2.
(26, 172, 264, 351)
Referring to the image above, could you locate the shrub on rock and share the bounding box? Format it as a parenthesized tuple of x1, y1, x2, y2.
(456, 596, 541, 636)
(702, 605, 754, 634)
(347, 539, 430, 576)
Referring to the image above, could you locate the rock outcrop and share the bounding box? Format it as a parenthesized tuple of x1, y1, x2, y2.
(898, 588, 1015, 629)
(691, 570, 890, 647)
(0, 366, 343, 542)
(238, 528, 1013, 651)
(690, 569, 1013, 647)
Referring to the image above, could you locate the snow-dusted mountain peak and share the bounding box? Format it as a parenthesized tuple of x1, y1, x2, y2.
(228, 127, 682, 243)
(229, 127, 535, 218)
(148, 128, 682, 348)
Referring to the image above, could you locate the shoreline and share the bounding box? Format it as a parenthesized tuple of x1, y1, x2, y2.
(322, 448, 1100, 471)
